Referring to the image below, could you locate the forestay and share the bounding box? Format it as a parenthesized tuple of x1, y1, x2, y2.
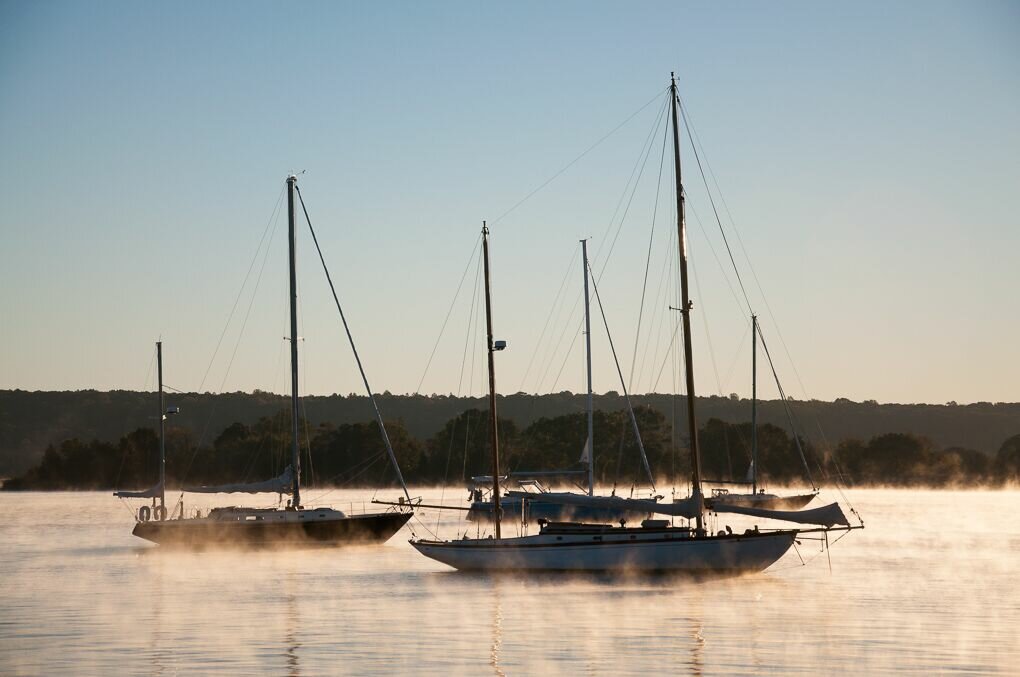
(183, 465, 294, 495)
(712, 501, 850, 527)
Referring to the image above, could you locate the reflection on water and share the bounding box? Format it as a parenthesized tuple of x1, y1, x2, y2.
(1, 488, 1019, 674)
(284, 574, 301, 677)
(490, 581, 504, 677)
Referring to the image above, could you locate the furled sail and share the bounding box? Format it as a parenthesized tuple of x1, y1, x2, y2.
(524, 491, 702, 519)
(184, 466, 294, 494)
(113, 480, 163, 499)
(712, 501, 850, 527)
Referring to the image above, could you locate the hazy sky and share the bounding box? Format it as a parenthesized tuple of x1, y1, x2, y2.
(1, 1, 1017, 405)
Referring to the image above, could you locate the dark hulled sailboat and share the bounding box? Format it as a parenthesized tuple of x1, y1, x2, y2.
(116, 176, 412, 547)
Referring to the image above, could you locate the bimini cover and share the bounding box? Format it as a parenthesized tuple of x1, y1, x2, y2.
(712, 501, 850, 527)
(113, 480, 163, 499)
(184, 465, 294, 494)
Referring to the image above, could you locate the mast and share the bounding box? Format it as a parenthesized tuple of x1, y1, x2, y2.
(751, 314, 758, 495)
(287, 175, 301, 509)
(481, 223, 502, 538)
(670, 72, 705, 532)
(156, 341, 166, 518)
(581, 239, 595, 495)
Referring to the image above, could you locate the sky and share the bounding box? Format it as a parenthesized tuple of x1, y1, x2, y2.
(0, 1, 1017, 405)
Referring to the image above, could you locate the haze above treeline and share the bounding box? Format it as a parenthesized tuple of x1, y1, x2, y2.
(1, 389, 1017, 485)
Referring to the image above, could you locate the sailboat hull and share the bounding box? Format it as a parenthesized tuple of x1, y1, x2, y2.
(132, 510, 412, 548)
(706, 492, 817, 511)
(466, 497, 652, 524)
(411, 527, 797, 574)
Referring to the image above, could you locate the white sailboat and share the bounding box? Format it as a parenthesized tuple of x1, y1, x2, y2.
(115, 175, 413, 547)
(704, 315, 819, 511)
(411, 74, 860, 574)
(469, 239, 659, 525)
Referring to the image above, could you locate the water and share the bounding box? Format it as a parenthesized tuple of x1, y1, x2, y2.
(1, 488, 1017, 675)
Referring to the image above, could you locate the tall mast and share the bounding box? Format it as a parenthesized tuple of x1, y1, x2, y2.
(670, 72, 705, 532)
(156, 341, 166, 518)
(481, 223, 502, 538)
(751, 314, 758, 495)
(287, 175, 302, 509)
(581, 239, 594, 496)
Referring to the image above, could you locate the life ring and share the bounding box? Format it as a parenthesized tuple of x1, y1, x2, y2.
(138, 505, 151, 522)
(154, 505, 167, 522)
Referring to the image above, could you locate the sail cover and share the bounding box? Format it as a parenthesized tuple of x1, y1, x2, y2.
(712, 501, 850, 527)
(113, 480, 163, 499)
(526, 492, 704, 520)
(184, 466, 294, 494)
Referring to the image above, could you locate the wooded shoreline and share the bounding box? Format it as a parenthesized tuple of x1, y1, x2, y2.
(4, 406, 1018, 491)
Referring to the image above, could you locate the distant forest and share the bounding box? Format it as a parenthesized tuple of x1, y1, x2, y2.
(3, 390, 1019, 491)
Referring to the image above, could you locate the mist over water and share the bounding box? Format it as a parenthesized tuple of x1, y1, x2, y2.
(1, 488, 1017, 675)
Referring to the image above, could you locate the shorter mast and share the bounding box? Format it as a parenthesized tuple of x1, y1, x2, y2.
(157, 341, 166, 518)
(481, 223, 503, 539)
(581, 239, 595, 496)
(287, 175, 302, 509)
(751, 315, 758, 495)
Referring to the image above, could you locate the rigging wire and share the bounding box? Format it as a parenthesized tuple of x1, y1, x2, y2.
(435, 248, 485, 531)
(413, 232, 483, 395)
(532, 96, 669, 396)
(639, 208, 678, 389)
(295, 184, 412, 503)
(676, 89, 854, 506)
(628, 108, 671, 390)
(174, 191, 284, 494)
(490, 86, 669, 227)
(677, 96, 753, 318)
(681, 95, 813, 401)
(197, 186, 285, 393)
(515, 244, 579, 393)
(586, 260, 655, 490)
(755, 322, 816, 489)
(594, 96, 671, 281)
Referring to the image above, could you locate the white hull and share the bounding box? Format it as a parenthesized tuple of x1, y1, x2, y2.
(411, 526, 797, 574)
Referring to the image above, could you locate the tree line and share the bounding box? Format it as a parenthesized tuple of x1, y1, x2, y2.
(5, 406, 1019, 491)
(2, 389, 1018, 478)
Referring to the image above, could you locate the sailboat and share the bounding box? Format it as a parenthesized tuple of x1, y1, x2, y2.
(114, 175, 413, 547)
(704, 315, 819, 511)
(465, 239, 658, 525)
(410, 74, 860, 574)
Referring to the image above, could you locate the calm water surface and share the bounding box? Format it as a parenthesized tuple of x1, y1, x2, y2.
(1, 488, 1017, 675)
